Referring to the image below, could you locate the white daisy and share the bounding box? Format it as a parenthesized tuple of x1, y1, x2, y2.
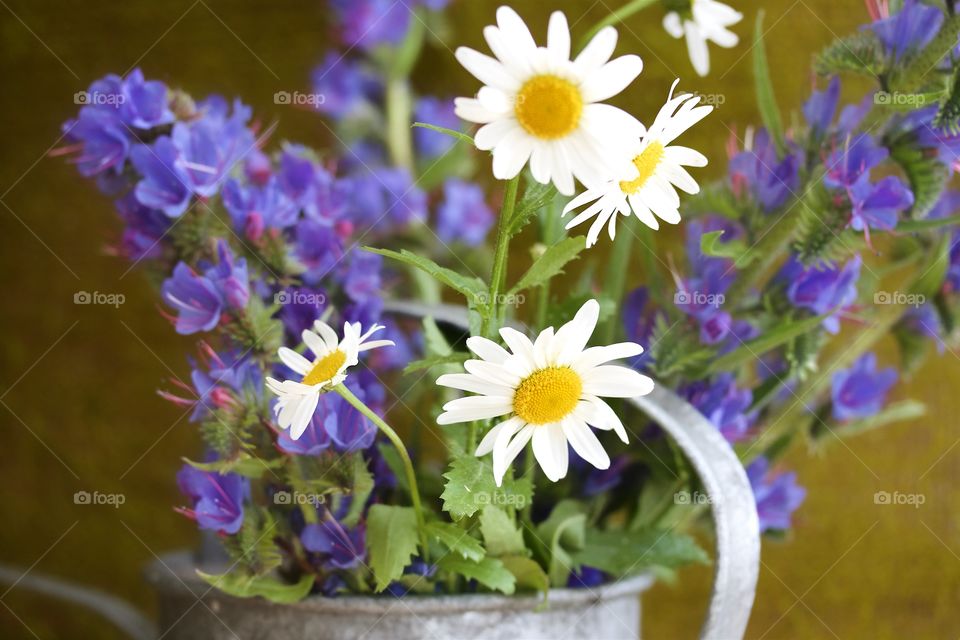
(436, 299, 653, 486)
(454, 6, 646, 196)
(663, 0, 742, 77)
(562, 80, 713, 247)
(265, 320, 394, 440)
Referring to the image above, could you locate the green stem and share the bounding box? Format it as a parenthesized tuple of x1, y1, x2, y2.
(334, 384, 430, 560)
(385, 77, 414, 172)
(601, 214, 636, 342)
(483, 175, 521, 338)
(579, 0, 659, 48)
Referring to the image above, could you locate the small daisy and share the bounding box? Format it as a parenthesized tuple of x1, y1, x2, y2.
(436, 299, 653, 486)
(266, 320, 393, 440)
(454, 6, 646, 196)
(663, 0, 743, 77)
(562, 80, 713, 247)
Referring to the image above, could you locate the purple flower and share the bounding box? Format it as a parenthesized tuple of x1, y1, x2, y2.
(295, 218, 344, 285)
(169, 100, 254, 199)
(746, 457, 806, 533)
(683, 374, 756, 443)
(891, 105, 960, 167)
(831, 353, 897, 421)
(345, 168, 427, 229)
(223, 177, 299, 239)
(583, 456, 632, 497)
(161, 262, 223, 334)
(729, 129, 800, 212)
(848, 175, 913, 232)
(203, 240, 250, 310)
(436, 179, 494, 246)
(244, 148, 272, 185)
(331, 0, 413, 51)
(414, 97, 460, 158)
(277, 410, 331, 455)
(278, 285, 328, 338)
(118, 68, 175, 129)
(114, 192, 170, 260)
(324, 386, 377, 452)
(824, 133, 888, 189)
(65, 108, 130, 177)
(901, 303, 946, 354)
(311, 53, 381, 120)
(176, 465, 249, 534)
(568, 566, 608, 588)
(868, 0, 943, 62)
(803, 76, 841, 136)
(277, 147, 316, 205)
(302, 519, 366, 569)
(781, 256, 861, 334)
(622, 287, 659, 369)
(130, 137, 192, 217)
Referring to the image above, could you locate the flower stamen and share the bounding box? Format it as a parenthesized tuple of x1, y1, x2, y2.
(303, 350, 347, 386)
(619, 142, 666, 195)
(512, 366, 582, 425)
(515, 75, 583, 140)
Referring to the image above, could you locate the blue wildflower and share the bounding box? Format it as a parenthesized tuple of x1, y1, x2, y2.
(414, 97, 460, 158)
(683, 373, 756, 443)
(823, 133, 888, 190)
(277, 285, 328, 338)
(746, 457, 806, 533)
(161, 262, 223, 334)
(803, 76, 841, 137)
(729, 129, 800, 212)
(848, 174, 913, 232)
(294, 218, 344, 285)
(330, 0, 413, 51)
(223, 177, 299, 240)
(65, 108, 130, 177)
(311, 52, 381, 120)
(868, 0, 943, 62)
(176, 465, 249, 534)
(302, 519, 366, 569)
(203, 240, 250, 311)
(114, 192, 170, 260)
(831, 353, 897, 421)
(436, 179, 494, 246)
(130, 137, 192, 217)
(781, 256, 861, 334)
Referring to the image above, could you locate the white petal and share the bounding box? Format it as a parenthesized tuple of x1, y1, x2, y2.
(477, 416, 523, 457)
(464, 359, 522, 387)
(455, 47, 520, 92)
(441, 395, 513, 421)
(475, 118, 517, 151)
(582, 104, 646, 141)
(573, 26, 617, 75)
(573, 342, 644, 370)
(580, 55, 643, 103)
(289, 391, 319, 440)
(665, 145, 708, 167)
(313, 320, 340, 351)
(467, 335, 511, 364)
(532, 425, 569, 482)
(491, 130, 534, 180)
(663, 12, 684, 39)
(684, 22, 711, 77)
(278, 347, 311, 375)
(582, 365, 655, 397)
(547, 11, 570, 61)
(499, 326, 535, 361)
(553, 299, 599, 364)
(496, 6, 538, 61)
(561, 417, 610, 470)
(493, 424, 534, 486)
(580, 396, 629, 443)
(436, 372, 513, 396)
(455, 97, 500, 124)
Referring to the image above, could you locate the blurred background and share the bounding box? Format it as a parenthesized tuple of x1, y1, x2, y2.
(1, 0, 958, 637)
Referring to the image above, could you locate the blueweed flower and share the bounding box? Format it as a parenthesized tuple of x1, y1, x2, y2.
(683, 373, 756, 443)
(301, 518, 366, 569)
(436, 179, 494, 246)
(223, 177, 299, 239)
(277, 285, 328, 338)
(803, 76, 841, 137)
(330, 0, 413, 51)
(891, 106, 960, 168)
(130, 137, 192, 217)
(831, 352, 897, 421)
(64, 109, 131, 177)
(582, 455, 632, 497)
(780, 256, 861, 334)
(311, 52, 382, 121)
(203, 240, 250, 311)
(161, 263, 223, 334)
(413, 97, 460, 158)
(294, 218, 344, 285)
(176, 465, 249, 534)
(114, 192, 170, 260)
(622, 287, 659, 369)
(901, 303, 946, 354)
(567, 566, 608, 588)
(847, 174, 913, 232)
(866, 0, 943, 62)
(823, 133, 888, 189)
(277, 409, 331, 455)
(729, 129, 800, 212)
(746, 457, 806, 533)
(322, 383, 378, 452)
(344, 167, 428, 228)
(243, 148, 272, 185)
(163, 344, 262, 421)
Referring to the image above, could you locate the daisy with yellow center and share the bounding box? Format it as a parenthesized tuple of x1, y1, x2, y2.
(454, 6, 646, 195)
(562, 80, 713, 247)
(265, 320, 394, 440)
(436, 299, 653, 486)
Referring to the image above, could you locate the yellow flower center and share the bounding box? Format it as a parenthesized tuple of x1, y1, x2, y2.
(514, 75, 583, 140)
(512, 367, 583, 425)
(619, 142, 666, 195)
(302, 350, 346, 386)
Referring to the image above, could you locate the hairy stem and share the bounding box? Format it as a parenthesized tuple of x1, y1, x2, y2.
(579, 0, 659, 49)
(483, 175, 521, 338)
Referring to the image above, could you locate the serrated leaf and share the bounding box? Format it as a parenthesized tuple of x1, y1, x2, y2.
(412, 122, 474, 145)
(342, 454, 374, 527)
(437, 555, 516, 594)
(424, 521, 485, 562)
(699, 230, 748, 260)
(479, 506, 527, 556)
(367, 504, 420, 592)
(365, 247, 487, 302)
(890, 143, 950, 220)
(753, 10, 786, 155)
(500, 555, 549, 596)
(705, 313, 828, 375)
(570, 528, 709, 576)
(507, 236, 586, 296)
(508, 180, 557, 237)
(440, 455, 533, 520)
(911, 233, 951, 299)
(197, 571, 314, 604)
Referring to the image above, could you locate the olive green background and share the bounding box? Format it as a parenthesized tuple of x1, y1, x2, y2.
(1, 0, 958, 638)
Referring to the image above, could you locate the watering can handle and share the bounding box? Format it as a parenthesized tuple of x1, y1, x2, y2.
(385, 300, 761, 640)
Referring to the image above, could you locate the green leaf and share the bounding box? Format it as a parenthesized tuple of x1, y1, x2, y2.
(814, 30, 884, 77)
(364, 247, 487, 303)
(570, 528, 709, 576)
(367, 505, 420, 592)
(342, 454, 374, 527)
(507, 236, 586, 296)
(402, 352, 468, 375)
(753, 10, 786, 155)
(935, 63, 960, 135)
(897, 214, 960, 233)
(197, 571, 314, 604)
(424, 521, 485, 562)
(818, 400, 926, 442)
(183, 454, 283, 479)
(440, 455, 533, 520)
(479, 506, 527, 556)
(500, 555, 550, 596)
(536, 500, 587, 586)
(911, 233, 951, 300)
(508, 180, 558, 237)
(376, 443, 409, 493)
(699, 230, 748, 261)
(889, 143, 950, 220)
(705, 313, 828, 375)
(437, 555, 516, 594)
(422, 316, 452, 356)
(412, 122, 474, 146)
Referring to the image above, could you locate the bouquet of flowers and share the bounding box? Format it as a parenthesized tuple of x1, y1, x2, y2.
(59, 0, 960, 604)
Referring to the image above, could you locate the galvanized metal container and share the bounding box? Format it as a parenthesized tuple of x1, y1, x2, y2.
(147, 551, 653, 640)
